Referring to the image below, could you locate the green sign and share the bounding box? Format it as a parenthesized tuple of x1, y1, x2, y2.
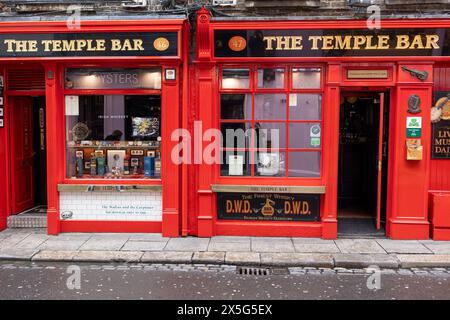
(407, 128, 422, 138)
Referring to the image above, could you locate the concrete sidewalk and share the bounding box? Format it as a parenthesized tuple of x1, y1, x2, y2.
(1, 228, 450, 269)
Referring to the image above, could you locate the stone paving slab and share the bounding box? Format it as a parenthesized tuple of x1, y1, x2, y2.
(376, 239, 432, 254)
(38, 239, 87, 251)
(292, 238, 334, 244)
(192, 252, 225, 264)
(225, 252, 260, 266)
(210, 236, 252, 243)
(121, 241, 167, 251)
(128, 233, 169, 242)
(333, 253, 399, 268)
(260, 253, 334, 268)
(73, 250, 143, 263)
(14, 234, 51, 250)
(251, 238, 295, 253)
(208, 241, 251, 252)
(164, 238, 210, 252)
(397, 254, 450, 268)
(335, 239, 386, 254)
(141, 251, 193, 264)
(0, 248, 38, 260)
(79, 237, 128, 251)
(32, 250, 78, 262)
(422, 242, 450, 254)
(293, 243, 340, 253)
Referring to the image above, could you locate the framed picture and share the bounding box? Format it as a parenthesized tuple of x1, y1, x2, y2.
(0, 108, 3, 117)
(131, 158, 139, 166)
(0, 97, 3, 106)
(147, 150, 156, 157)
(131, 149, 144, 156)
(75, 150, 84, 158)
(84, 162, 91, 169)
(0, 75, 3, 87)
(94, 150, 104, 157)
(107, 150, 126, 172)
(0, 119, 3, 128)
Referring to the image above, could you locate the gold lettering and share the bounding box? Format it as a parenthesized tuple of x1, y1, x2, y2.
(308, 36, 322, 50)
(334, 36, 352, 50)
(62, 40, 75, 52)
(365, 36, 378, 49)
(111, 39, 121, 51)
(377, 35, 390, 49)
(426, 35, 439, 49)
(353, 36, 366, 50)
(133, 39, 144, 51)
(291, 36, 303, 50)
(322, 36, 334, 50)
(41, 40, 52, 52)
(275, 36, 290, 50)
(396, 35, 410, 49)
(4, 39, 15, 52)
(264, 36, 276, 50)
(409, 35, 425, 49)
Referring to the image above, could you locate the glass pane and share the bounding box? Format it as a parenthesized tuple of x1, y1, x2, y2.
(65, 68, 161, 90)
(255, 151, 286, 177)
(220, 122, 252, 149)
(289, 94, 322, 120)
(221, 150, 251, 176)
(255, 94, 287, 120)
(289, 123, 321, 149)
(292, 68, 321, 89)
(65, 95, 161, 179)
(288, 152, 321, 177)
(257, 68, 285, 89)
(220, 94, 252, 120)
(222, 69, 250, 89)
(255, 122, 286, 149)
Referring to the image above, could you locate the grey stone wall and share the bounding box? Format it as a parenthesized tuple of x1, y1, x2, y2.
(0, 0, 448, 19)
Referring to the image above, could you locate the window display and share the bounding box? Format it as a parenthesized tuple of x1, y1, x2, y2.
(65, 95, 162, 179)
(219, 66, 322, 177)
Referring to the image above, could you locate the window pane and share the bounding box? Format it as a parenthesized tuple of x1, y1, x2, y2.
(222, 69, 250, 89)
(255, 94, 287, 120)
(255, 122, 286, 149)
(65, 68, 161, 90)
(220, 122, 252, 149)
(292, 68, 321, 89)
(257, 68, 285, 89)
(288, 152, 321, 177)
(221, 150, 251, 176)
(255, 151, 286, 177)
(65, 95, 161, 179)
(289, 123, 321, 149)
(220, 94, 252, 120)
(289, 94, 322, 120)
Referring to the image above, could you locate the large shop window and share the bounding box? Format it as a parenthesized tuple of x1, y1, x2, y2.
(220, 67, 322, 178)
(65, 68, 162, 180)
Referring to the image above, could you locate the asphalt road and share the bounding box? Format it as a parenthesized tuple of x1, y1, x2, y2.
(0, 261, 449, 300)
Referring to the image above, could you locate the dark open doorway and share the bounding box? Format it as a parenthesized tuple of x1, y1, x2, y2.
(9, 96, 47, 217)
(337, 92, 390, 237)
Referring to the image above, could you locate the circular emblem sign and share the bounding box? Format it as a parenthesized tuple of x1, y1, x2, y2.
(228, 36, 247, 52)
(153, 37, 170, 52)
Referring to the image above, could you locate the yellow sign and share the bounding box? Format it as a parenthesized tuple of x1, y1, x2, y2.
(153, 37, 170, 52)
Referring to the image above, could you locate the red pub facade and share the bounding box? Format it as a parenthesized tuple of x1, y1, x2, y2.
(0, 9, 450, 240)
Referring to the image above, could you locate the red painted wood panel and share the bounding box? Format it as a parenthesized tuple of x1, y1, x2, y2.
(430, 67, 450, 191)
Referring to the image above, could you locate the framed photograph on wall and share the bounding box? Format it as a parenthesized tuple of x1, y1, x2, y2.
(0, 108, 3, 117)
(107, 150, 126, 172)
(0, 97, 3, 106)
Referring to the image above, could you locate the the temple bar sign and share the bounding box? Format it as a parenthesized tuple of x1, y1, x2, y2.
(214, 28, 450, 57)
(0, 32, 178, 57)
(217, 193, 320, 222)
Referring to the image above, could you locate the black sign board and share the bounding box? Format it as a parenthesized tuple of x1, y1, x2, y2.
(217, 192, 320, 222)
(0, 32, 178, 58)
(214, 28, 450, 58)
(432, 91, 450, 159)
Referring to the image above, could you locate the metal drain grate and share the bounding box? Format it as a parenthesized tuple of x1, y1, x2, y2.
(236, 267, 270, 276)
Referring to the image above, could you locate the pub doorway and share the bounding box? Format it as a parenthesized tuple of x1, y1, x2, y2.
(337, 91, 390, 237)
(8, 95, 47, 224)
